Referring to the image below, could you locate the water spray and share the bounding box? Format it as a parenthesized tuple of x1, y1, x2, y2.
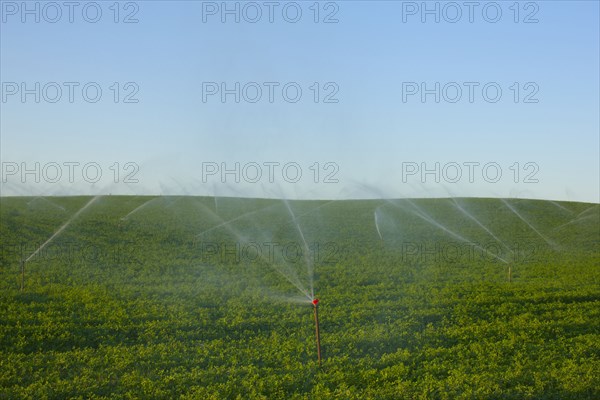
(374, 208, 383, 240)
(19, 196, 99, 290)
(312, 298, 322, 367)
(501, 199, 556, 249)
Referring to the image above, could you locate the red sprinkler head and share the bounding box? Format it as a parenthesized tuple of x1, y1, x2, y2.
(312, 298, 319, 306)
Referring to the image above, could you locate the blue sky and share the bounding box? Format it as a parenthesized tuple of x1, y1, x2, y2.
(1, 1, 599, 202)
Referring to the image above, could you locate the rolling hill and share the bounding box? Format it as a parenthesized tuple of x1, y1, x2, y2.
(1, 196, 598, 399)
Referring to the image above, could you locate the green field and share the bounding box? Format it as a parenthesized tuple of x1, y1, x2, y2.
(1, 196, 599, 399)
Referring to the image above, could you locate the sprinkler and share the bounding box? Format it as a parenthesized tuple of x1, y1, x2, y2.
(20, 260, 25, 291)
(18, 196, 99, 291)
(312, 298, 321, 366)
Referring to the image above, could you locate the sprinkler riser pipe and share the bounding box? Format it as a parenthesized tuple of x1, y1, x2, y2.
(313, 302, 321, 367)
(20, 260, 25, 291)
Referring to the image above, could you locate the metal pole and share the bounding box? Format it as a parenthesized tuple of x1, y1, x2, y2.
(20, 260, 25, 291)
(313, 300, 321, 367)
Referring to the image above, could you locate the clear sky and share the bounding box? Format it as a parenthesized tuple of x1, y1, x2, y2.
(1, 1, 599, 202)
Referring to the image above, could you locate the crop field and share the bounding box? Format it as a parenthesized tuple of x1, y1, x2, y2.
(0, 196, 599, 399)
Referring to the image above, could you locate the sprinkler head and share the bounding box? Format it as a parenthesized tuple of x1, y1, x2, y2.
(312, 298, 319, 306)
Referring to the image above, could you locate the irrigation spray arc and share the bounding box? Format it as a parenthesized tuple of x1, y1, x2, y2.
(395, 196, 566, 282)
(20, 196, 100, 290)
(377, 197, 520, 282)
(192, 196, 326, 366)
(282, 199, 324, 366)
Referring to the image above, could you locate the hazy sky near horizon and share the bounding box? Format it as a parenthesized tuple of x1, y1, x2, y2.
(1, 1, 599, 202)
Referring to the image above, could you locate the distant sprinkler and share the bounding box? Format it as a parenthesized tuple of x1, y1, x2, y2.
(312, 298, 322, 366)
(20, 260, 25, 291)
